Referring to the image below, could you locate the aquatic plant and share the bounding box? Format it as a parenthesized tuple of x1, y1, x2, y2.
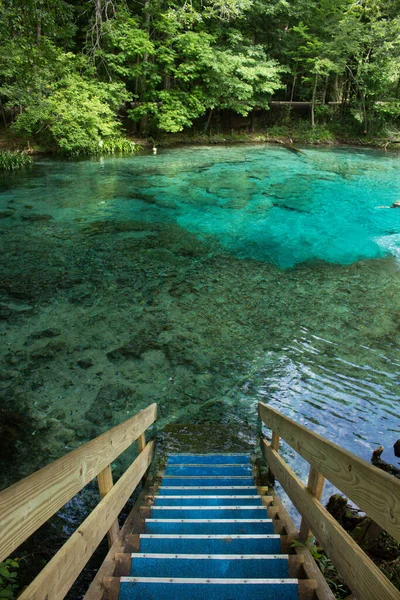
(0, 151, 32, 171)
(98, 137, 141, 155)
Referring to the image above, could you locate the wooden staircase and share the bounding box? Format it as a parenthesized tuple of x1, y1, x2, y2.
(113, 453, 302, 600)
(1, 402, 399, 600)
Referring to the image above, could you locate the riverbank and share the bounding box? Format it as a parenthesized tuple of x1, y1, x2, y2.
(1, 123, 400, 158)
(155, 125, 400, 151)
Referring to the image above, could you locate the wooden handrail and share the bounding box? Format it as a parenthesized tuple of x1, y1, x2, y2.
(0, 402, 157, 562)
(259, 401, 400, 600)
(18, 440, 155, 600)
(258, 402, 400, 541)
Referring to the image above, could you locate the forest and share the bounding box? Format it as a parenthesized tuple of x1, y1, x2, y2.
(0, 0, 399, 155)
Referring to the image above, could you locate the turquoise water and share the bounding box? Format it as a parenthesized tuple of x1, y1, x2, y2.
(2, 145, 400, 267)
(1, 144, 400, 494)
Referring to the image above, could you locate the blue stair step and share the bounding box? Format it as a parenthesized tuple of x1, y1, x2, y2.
(153, 496, 263, 506)
(144, 519, 276, 535)
(151, 507, 267, 519)
(119, 579, 299, 600)
(164, 466, 252, 477)
(129, 555, 290, 579)
(167, 454, 251, 465)
(159, 486, 258, 496)
(139, 534, 282, 554)
(161, 477, 255, 486)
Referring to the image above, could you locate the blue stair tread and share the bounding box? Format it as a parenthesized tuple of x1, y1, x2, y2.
(159, 487, 258, 496)
(167, 454, 251, 465)
(129, 555, 290, 579)
(119, 579, 298, 600)
(161, 477, 254, 486)
(153, 496, 263, 506)
(165, 466, 252, 476)
(151, 507, 267, 519)
(139, 535, 281, 554)
(144, 520, 275, 534)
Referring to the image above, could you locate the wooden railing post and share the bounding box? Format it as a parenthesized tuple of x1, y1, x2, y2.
(271, 431, 280, 450)
(97, 465, 120, 548)
(138, 433, 147, 485)
(298, 466, 325, 542)
(138, 433, 146, 453)
(267, 431, 280, 482)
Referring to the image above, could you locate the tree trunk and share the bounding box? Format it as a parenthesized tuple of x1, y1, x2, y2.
(36, 21, 41, 45)
(204, 108, 213, 131)
(290, 71, 297, 105)
(311, 73, 318, 127)
(332, 73, 340, 103)
(360, 90, 368, 134)
(0, 97, 7, 128)
(94, 0, 102, 48)
(139, 0, 151, 133)
(341, 74, 349, 116)
(321, 75, 329, 104)
(395, 76, 400, 99)
(164, 75, 171, 90)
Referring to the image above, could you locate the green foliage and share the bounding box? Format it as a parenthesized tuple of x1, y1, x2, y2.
(129, 90, 207, 133)
(266, 124, 294, 138)
(291, 539, 350, 599)
(267, 121, 335, 144)
(0, 0, 399, 147)
(97, 10, 154, 82)
(0, 151, 32, 171)
(295, 121, 335, 143)
(12, 72, 128, 155)
(128, 27, 285, 132)
(375, 101, 400, 119)
(0, 559, 20, 599)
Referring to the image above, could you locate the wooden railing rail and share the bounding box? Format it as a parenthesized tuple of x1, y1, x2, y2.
(0, 403, 157, 599)
(259, 401, 400, 600)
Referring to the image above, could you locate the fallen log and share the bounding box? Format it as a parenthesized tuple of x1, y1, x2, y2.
(276, 139, 305, 155)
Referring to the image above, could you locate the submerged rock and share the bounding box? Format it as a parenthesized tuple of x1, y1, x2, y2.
(77, 358, 94, 369)
(0, 305, 12, 319)
(84, 383, 136, 425)
(0, 300, 34, 313)
(21, 214, 54, 222)
(28, 328, 62, 341)
(107, 334, 160, 361)
(107, 319, 170, 361)
(30, 340, 66, 362)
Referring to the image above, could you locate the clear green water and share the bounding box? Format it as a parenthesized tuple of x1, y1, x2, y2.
(1, 144, 399, 492)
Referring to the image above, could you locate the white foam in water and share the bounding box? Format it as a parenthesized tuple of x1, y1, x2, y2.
(375, 234, 400, 264)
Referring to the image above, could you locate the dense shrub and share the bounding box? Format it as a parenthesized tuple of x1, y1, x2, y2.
(11, 70, 129, 156)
